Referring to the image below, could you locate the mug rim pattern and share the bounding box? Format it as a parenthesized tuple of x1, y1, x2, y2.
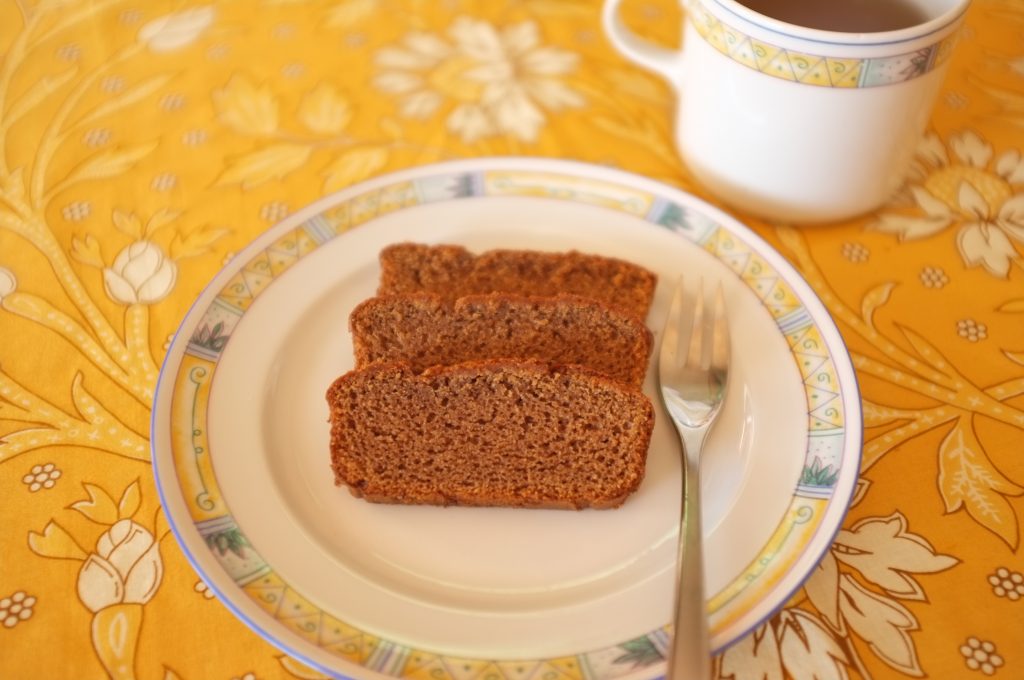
(706, 0, 971, 47)
(691, 1, 964, 88)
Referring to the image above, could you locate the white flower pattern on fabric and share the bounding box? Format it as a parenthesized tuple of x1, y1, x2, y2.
(160, 93, 187, 111)
(0, 591, 36, 628)
(988, 567, 1024, 600)
(100, 76, 126, 94)
(373, 16, 583, 143)
(62, 201, 91, 221)
(103, 241, 178, 305)
(56, 43, 81, 61)
(151, 173, 178, 192)
(83, 128, 111, 147)
(956, 318, 987, 342)
(841, 241, 870, 262)
(259, 201, 290, 223)
(960, 638, 1005, 675)
(77, 519, 163, 613)
(22, 463, 62, 492)
(919, 265, 949, 288)
(874, 131, 1024, 277)
(181, 129, 208, 146)
(119, 8, 143, 25)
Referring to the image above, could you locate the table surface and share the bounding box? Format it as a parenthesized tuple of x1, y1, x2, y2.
(1, 1, 1022, 679)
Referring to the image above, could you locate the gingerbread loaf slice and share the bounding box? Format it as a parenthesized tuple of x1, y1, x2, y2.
(326, 360, 655, 509)
(350, 293, 653, 386)
(378, 243, 657, 321)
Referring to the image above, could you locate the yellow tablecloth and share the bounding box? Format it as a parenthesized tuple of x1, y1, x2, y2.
(1, 1, 1022, 678)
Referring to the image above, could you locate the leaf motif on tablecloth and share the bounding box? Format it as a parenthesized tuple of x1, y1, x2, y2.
(298, 83, 353, 135)
(939, 417, 1023, 549)
(997, 298, 1024, 312)
(322, 146, 389, 194)
(5, 69, 77, 128)
(324, 0, 379, 29)
(838, 576, 922, 676)
(872, 130, 1024, 278)
(718, 622, 784, 680)
(775, 225, 1024, 548)
(70, 233, 104, 267)
(71, 483, 120, 525)
(832, 514, 958, 600)
(722, 513, 956, 679)
(214, 74, 280, 136)
(217, 144, 314, 188)
(137, 6, 216, 53)
(777, 610, 850, 680)
(118, 480, 141, 519)
(113, 210, 145, 239)
(896, 324, 956, 375)
(804, 552, 843, 632)
(28, 522, 88, 561)
(61, 142, 160, 185)
(212, 75, 393, 192)
(860, 282, 895, 331)
(78, 74, 175, 127)
(169, 224, 232, 260)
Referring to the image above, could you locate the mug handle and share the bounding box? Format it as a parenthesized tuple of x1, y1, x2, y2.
(602, 0, 685, 86)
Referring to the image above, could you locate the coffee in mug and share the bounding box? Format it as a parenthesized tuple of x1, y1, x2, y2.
(736, 0, 930, 33)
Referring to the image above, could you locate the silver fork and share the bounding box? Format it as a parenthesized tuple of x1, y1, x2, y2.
(659, 278, 730, 680)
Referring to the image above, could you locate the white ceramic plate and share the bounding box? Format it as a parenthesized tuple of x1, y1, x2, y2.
(152, 159, 861, 680)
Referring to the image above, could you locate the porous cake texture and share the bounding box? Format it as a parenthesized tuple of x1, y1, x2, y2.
(326, 360, 655, 509)
(350, 292, 653, 386)
(378, 242, 657, 321)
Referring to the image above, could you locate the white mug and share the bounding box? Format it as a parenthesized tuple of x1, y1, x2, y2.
(603, 0, 970, 223)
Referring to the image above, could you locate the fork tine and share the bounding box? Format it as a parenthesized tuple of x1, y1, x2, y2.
(712, 282, 729, 370)
(686, 278, 705, 370)
(661, 276, 684, 368)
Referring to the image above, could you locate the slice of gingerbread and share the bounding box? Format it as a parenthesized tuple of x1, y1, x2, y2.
(326, 359, 654, 509)
(350, 292, 653, 387)
(377, 242, 658, 321)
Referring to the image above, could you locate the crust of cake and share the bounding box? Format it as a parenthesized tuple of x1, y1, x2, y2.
(377, 242, 657, 321)
(349, 292, 653, 386)
(326, 359, 655, 510)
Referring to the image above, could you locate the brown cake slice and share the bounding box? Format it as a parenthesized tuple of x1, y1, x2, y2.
(378, 242, 658, 321)
(350, 293, 653, 387)
(326, 359, 655, 509)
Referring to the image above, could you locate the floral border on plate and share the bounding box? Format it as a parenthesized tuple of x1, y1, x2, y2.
(166, 168, 848, 679)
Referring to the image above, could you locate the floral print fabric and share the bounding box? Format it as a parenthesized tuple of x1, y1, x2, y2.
(0, 1, 1021, 679)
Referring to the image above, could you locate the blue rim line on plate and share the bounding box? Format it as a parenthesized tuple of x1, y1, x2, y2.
(151, 158, 862, 680)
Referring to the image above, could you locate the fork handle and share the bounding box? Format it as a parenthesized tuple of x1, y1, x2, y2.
(669, 426, 712, 680)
